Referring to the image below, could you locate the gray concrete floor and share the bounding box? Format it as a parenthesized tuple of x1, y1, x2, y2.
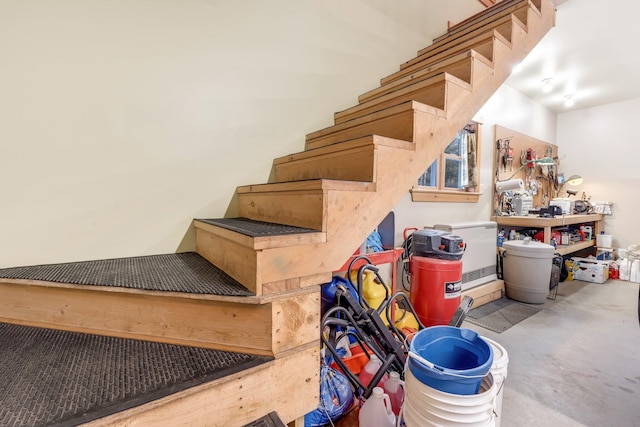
(462, 279, 640, 427)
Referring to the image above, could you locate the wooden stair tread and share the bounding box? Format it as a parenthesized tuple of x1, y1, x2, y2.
(196, 217, 319, 238)
(195, 218, 327, 251)
(0, 252, 253, 297)
(274, 134, 414, 165)
(0, 322, 271, 427)
(237, 178, 375, 194)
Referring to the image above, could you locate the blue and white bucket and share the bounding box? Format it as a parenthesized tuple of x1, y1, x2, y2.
(408, 326, 493, 395)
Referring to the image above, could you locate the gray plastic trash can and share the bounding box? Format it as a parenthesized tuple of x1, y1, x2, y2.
(502, 238, 555, 304)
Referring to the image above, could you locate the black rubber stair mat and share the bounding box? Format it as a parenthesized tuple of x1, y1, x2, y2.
(0, 322, 271, 427)
(0, 252, 252, 296)
(197, 217, 318, 237)
(243, 411, 287, 427)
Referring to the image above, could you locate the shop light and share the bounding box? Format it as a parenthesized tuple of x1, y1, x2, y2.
(564, 94, 575, 107)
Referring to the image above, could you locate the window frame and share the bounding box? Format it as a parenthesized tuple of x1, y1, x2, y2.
(411, 121, 482, 203)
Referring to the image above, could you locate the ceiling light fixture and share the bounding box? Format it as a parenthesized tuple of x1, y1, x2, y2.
(542, 78, 553, 93)
(564, 94, 575, 107)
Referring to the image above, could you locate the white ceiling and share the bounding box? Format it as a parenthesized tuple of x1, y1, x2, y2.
(504, 0, 640, 113)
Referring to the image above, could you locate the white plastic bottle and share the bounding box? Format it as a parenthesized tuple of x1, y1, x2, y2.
(358, 387, 396, 427)
(359, 354, 388, 388)
(631, 260, 640, 283)
(382, 371, 405, 416)
(620, 258, 630, 281)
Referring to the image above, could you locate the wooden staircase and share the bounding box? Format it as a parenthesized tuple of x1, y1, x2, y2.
(0, 0, 555, 425)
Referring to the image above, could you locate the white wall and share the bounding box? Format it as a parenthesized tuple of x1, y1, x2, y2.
(557, 98, 640, 249)
(392, 84, 557, 244)
(0, 0, 482, 268)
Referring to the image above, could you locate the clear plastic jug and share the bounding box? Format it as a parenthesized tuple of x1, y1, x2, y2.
(358, 387, 396, 427)
(382, 371, 405, 416)
(359, 354, 388, 389)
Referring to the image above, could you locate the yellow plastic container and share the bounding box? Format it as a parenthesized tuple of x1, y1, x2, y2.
(394, 308, 419, 333)
(348, 270, 390, 325)
(565, 259, 574, 281)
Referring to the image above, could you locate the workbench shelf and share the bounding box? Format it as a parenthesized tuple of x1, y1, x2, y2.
(491, 213, 604, 256)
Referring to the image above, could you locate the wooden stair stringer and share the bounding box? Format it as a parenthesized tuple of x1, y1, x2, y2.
(85, 342, 320, 427)
(0, 278, 320, 358)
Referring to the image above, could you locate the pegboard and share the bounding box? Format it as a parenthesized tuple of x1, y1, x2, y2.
(494, 125, 558, 211)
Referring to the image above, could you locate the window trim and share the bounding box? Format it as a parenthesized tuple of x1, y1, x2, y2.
(411, 121, 482, 203)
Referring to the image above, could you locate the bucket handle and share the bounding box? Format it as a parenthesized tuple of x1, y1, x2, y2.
(407, 351, 487, 379)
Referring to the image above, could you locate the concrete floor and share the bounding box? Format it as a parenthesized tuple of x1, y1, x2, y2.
(462, 279, 640, 427)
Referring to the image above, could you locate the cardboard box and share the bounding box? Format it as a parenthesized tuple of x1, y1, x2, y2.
(572, 257, 610, 284)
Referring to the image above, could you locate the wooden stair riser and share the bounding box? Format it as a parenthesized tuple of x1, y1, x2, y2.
(409, 11, 525, 69)
(359, 53, 479, 104)
(274, 136, 415, 184)
(279, 144, 378, 183)
(334, 74, 471, 125)
(440, 0, 540, 42)
(195, 225, 331, 295)
(305, 102, 433, 151)
(0, 280, 320, 357)
(195, 226, 260, 294)
(87, 343, 320, 427)
(238, 188, 328, 232)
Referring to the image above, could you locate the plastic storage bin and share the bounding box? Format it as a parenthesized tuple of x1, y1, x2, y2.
(502, 238, 555, 304)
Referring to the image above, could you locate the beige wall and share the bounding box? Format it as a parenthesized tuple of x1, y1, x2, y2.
(0, 0, 482, 267)
(557, 98, 640, 250)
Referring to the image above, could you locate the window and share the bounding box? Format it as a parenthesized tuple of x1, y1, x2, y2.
(411, 122, 481, 203)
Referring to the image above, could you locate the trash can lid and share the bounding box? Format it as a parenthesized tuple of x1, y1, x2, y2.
(503, 239, 554, 258)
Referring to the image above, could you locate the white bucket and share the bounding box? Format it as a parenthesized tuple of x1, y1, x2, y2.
(596, 234, 613, 248)
(403, 368, 497, 427)
(481, 337, 509, 427)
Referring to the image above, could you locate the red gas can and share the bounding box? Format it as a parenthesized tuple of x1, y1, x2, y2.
(409, 256, 462, 327)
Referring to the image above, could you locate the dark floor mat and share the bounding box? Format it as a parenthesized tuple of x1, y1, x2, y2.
(197, 217, 318, 237)
(243, 411, 287, 427)
(0, 322, 271, 427)
(0, 252, 252, 296)
(464, 297, 542, 333)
